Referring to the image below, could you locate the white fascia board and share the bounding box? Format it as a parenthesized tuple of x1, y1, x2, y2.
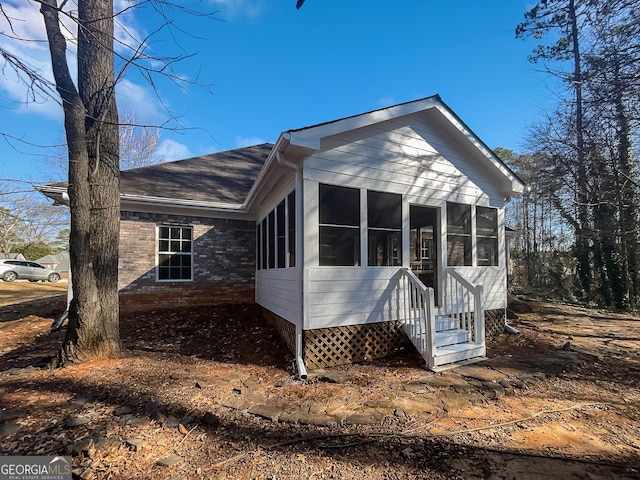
(287, 97, 440, 150)
(434, 104, 526, 197)
(243, 135, 289, 211)
(36, 185, 68, 205)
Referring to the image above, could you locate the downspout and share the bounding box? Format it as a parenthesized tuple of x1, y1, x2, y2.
(276, 150, 308, 380)
(51, 191, 72, 332)
(504, 323, 520, 335)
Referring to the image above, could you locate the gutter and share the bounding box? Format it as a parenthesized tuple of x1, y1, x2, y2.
(38, 184, 247, 214)
(276, 150, 308, 380)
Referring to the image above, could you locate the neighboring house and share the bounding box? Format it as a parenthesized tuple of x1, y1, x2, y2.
(0, 253, 26, 260)
(40, 96, 525, 375)
(36, 251, 70, 278)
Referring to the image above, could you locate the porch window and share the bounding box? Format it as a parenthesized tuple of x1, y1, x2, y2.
(256, 224, 261, 270)
(157, 225, 193, 281)
(261, 218, 268, 270)
(368, 190, 402, 266)
(319, 184, 360, 266)
(277, 200, 286, 268)
(268, 210, 275, 269)
(446, 202, 471, 266)
(256, 190, 296, 270)
(477, 206, 498, 266)
(287, 191, 296, 267)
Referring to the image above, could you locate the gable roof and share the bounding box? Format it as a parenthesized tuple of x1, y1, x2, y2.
(36, 251, 70, 271)
(281, 95, 524, 196)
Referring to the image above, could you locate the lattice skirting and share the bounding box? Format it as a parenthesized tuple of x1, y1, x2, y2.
(260, 307, 505, 369)
(304, 322, 411, 369)
(485, 308, 506, 338)
(259, 308, 297, 356)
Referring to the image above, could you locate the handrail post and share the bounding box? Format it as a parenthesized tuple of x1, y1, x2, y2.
(474, 284, 484, 346)
(425, 286, 436, 367)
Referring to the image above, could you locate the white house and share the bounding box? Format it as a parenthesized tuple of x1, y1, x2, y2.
(41, 96, 525, 376)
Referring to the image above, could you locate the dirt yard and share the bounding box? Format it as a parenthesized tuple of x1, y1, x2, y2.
(1, 282, 639, 479)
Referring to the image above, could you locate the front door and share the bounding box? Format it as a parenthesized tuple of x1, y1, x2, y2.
(409, 205, 439, 304)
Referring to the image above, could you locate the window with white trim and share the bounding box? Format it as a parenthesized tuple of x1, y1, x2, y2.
(446, 202, 471, 266)
(368, 190, 402, 266)
(476, 206, 498, 266)
(319, 184, 360, 266)
(157, 226, 193, 281)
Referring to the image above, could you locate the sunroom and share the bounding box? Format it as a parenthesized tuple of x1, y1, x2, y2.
(251, 96, 524, 375)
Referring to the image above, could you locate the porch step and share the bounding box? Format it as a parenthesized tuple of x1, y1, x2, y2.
(435, 329, 470, 347)
(432, 342, 486, 367)
(435, 315, 459, 331)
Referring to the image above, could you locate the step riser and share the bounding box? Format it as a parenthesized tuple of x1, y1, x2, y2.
(435, 319, 458, 330)
(432, 345, 486, 367)
(435, 330, 469, 347)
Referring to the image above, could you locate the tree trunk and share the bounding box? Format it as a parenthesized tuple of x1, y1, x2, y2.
(568, 0, 592, 299)
(41, 0, 121, 365)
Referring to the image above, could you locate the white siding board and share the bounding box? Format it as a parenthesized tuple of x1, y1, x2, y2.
(305, 267, 404, 329)
(403, 118, 506, 201)
(307, 122, 504, 207)
(307, 169, 484, 207)
(255, 269, 300, 324)
(380, 117, 505, 201)
(324, 118, 504, 197)
(447, 267, 507, 311)
(307, 153, 485, 194)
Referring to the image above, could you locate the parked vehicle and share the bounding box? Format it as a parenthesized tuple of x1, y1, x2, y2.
(0, 259, 62, 282)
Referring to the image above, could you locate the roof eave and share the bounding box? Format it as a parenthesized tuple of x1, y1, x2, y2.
(242, 135, 289, 211)
(37, 184, 247, 214)
(121, 194, 246, 213)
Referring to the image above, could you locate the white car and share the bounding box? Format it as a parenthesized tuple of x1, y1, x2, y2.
(0, 259, 62, 283)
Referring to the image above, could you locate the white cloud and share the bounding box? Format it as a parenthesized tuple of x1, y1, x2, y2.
(235, 136, 267, 148)
(0, 2, 65, 118)
(116, 79, 163, 123)
(0, 2, 165, 122)
(155, 139, 193, 161)
(207, 0, 265, 20)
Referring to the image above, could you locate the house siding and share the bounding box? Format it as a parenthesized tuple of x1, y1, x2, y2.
(119, 211, 255, 313)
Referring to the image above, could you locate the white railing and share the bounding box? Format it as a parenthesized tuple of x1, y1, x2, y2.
(400, 268, 436, 367)
(444, 268, 485, 346)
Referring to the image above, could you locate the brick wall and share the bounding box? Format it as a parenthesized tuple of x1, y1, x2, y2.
(119, 211, 256, 314)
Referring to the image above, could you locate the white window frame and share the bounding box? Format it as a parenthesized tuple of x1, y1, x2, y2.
(156, 225, 194, 282)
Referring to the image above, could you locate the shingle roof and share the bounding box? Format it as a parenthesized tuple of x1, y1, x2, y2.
(120, 143, 273, 204)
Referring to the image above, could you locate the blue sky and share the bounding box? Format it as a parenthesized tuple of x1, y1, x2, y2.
(0, 1, 553, 185)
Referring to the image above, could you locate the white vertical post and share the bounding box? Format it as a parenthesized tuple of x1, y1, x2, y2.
(475, 285, 485, 347)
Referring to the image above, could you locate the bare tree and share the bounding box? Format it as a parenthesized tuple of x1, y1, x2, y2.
(517, 0, 640, 309)
(45, 110, 165, 181)
(1, 1, 215, 365)
(0, 180, 67, 256)
(119, 111, 165, 170)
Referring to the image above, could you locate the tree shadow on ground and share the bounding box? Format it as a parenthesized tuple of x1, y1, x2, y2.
(0, 294, 66, 323)
(1, 373, 639, 479)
